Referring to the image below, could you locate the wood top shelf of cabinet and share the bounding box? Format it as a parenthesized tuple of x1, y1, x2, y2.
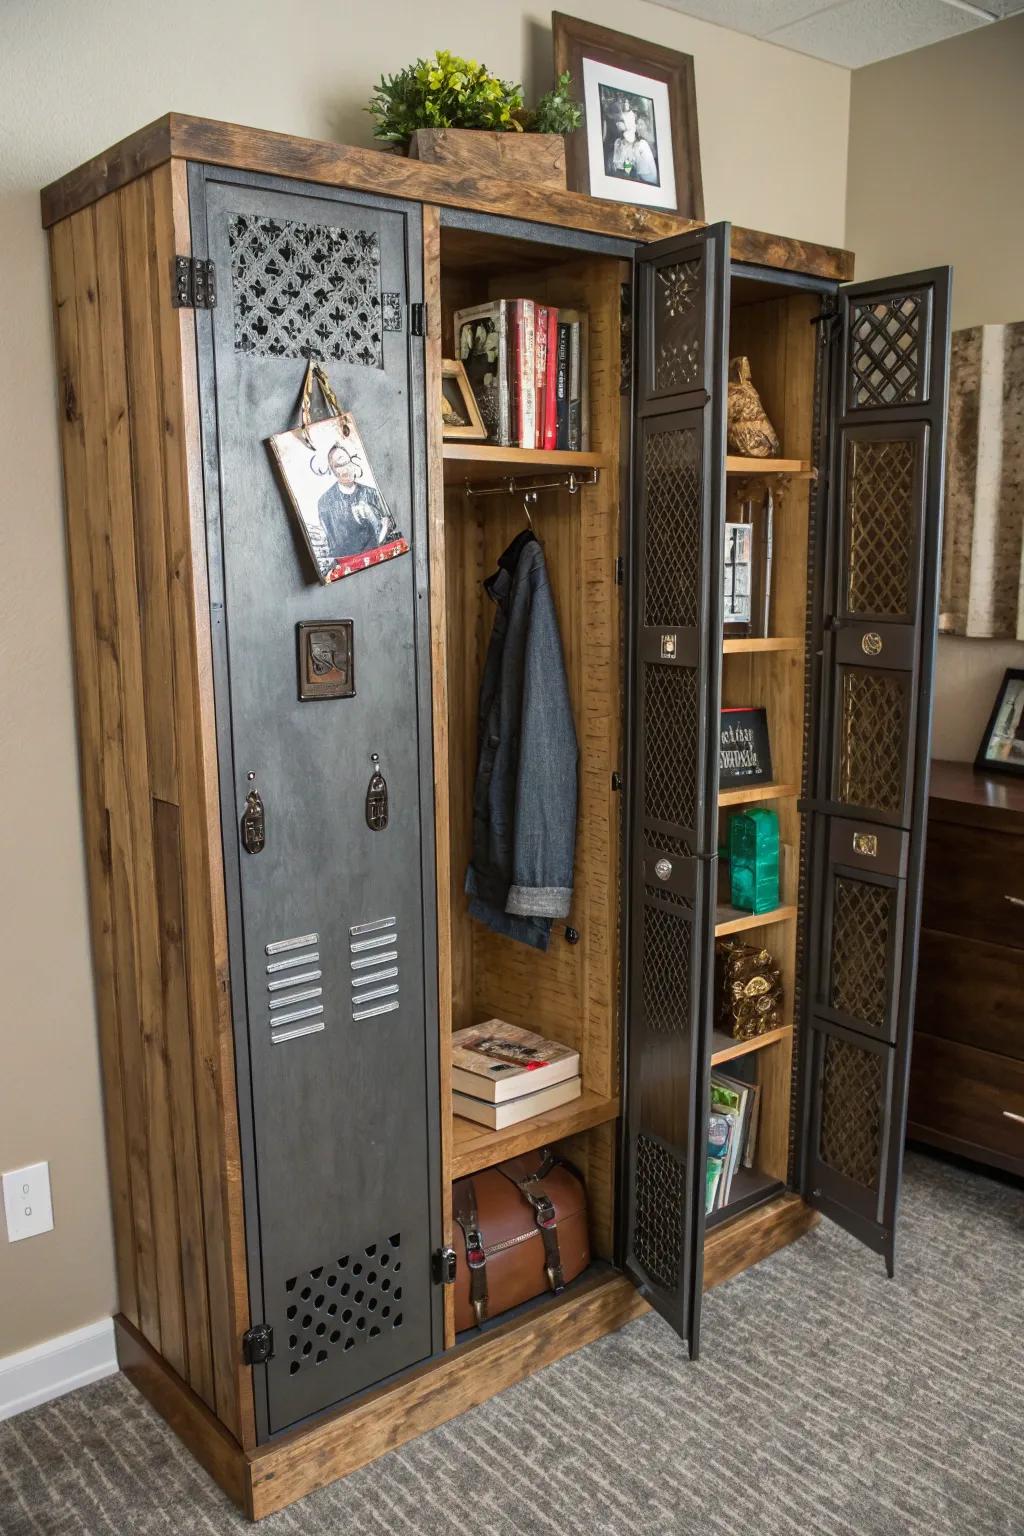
(719, 780, 799, 807)
(726, 456, 810, 475)
(451, 1089, 619, 1179)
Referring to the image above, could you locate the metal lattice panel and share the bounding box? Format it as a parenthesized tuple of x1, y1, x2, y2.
(228, 213, 383, 367)
(845, 437, 915, 617)
(849, 294, 923, 410)
(642, 664, 699, 833)
(633, 1135, 685, 1292)
(654, 259, 702, 394)
(642, 426, 701, 629)
(818, 1037, 883, 1190)
(830, 878, 892, 1029)
(641, 901, 692, 1033)
(284, 1236, 402, 1377)
(836, 669, 907, 814)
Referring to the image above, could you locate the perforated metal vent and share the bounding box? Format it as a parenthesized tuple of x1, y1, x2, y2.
(819, 1036, 883, 1191)
(654, 259, 702, 394)
(228, 212, 384, 367)
(643, 664, 699, 833)
(830, 878, 892, 1030)
(350, 917, 399, 1021)
(641, 901, 692, 1033)
(848, 293, 925, 410)
(284, 1235, 403, 1376)
(633, 1135, 685, 1292)
(642, 425, 701, 630)
(844, 437, 915, 618)
(266, 932, 324, 1044)
(836, 669, 907, 814)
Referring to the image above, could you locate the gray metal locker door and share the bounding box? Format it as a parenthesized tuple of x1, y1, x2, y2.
(192, 168, 441, 1437)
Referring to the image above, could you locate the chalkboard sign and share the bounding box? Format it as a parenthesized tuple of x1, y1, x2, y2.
(719, 707, 773, 788)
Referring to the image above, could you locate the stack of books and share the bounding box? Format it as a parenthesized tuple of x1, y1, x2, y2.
(452, 1020, 582, 1130)
(705, 1068, 762, 1213)
(455, 299, 589, 452)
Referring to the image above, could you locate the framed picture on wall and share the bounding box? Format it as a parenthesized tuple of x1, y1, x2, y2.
(975, 668, 1024, 775)
(553, 12, 704, 218)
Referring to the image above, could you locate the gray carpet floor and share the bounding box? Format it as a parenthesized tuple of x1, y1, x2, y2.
(1, 1151, 1021, 1536)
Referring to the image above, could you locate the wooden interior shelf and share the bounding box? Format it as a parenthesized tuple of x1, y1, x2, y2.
(723, 636, 803, 655)
(726, 456, 810, 475)
(451, 1090, 620, 1179)
(719, 781, 799, 807)
(442, 443, 606, 477)
(710, 1024, 792, 1067)
(705, 1167, 786, 1230)
(715, 903, 797, 937)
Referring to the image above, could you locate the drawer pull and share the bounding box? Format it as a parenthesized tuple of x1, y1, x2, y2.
(1004, 895, 1024, 908)
(1002, 1110, 1024, 1125)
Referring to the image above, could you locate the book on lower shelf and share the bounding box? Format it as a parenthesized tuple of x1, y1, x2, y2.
(706, 1067, 762, 1213)
(453, 1075, 583, 1130)
(452, 1020, 580, 1102)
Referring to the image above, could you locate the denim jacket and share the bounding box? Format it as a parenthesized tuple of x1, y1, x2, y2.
(465, 530, 578, 951)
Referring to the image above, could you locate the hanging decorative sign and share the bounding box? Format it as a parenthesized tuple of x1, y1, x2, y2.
(269, 361, 409, 584)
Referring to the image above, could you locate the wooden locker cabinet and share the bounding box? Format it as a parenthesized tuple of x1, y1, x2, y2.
(40, 115, 950, 1519)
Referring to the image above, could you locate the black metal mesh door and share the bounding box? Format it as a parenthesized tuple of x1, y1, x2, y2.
(621, 225, 728, 1350)
(802, 270, 951, 1271)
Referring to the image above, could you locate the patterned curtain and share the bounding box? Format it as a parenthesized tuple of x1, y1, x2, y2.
(940, 322, 1024, 639)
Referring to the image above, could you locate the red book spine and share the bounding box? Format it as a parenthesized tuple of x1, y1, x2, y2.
(535, 304, 547, 448)
(543, 308, 559, 451)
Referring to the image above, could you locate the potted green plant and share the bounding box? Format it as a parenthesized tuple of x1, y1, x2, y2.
(366, 53, 582, 190)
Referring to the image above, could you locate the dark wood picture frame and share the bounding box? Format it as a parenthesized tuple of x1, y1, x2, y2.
(553, 11, 704, 219)
(975, 667, 1024, 777)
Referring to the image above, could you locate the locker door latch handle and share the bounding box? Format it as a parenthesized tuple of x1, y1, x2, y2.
(242, 774, 266, 855)
(366, 752, 389, 832)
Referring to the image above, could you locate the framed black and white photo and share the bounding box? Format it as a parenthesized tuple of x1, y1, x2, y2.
(719, 707, 773, 789)
(554, 12, 704, 218)
(975, 668, 1024, 776)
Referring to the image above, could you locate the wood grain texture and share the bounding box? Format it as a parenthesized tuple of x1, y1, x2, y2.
(928, 758, 1024, 833)
(409, 128, 566, 190)
(908, 1035, 1024, 1178)
(702, 1192, 817, 1290)
(246, 1271, 648, 1519)
(40, 114, 855, 281)
(115, 1314, 250, 1516)
(46, 165, 252, 1446)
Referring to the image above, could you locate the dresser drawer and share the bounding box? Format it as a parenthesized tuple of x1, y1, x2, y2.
(916, 928, 1024, 1058)
(922, 821, 1024, 948)
(908, 1034, 1024, 1173)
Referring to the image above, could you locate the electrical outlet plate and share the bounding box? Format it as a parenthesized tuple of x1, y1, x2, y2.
(3, 1161, 54, 1242)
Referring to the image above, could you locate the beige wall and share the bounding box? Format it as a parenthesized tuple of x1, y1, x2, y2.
(0, 2, 849, 1357)
(846, 16, 1024, 762)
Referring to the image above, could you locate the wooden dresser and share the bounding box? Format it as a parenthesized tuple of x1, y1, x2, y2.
(909, 759, 1024, 1176)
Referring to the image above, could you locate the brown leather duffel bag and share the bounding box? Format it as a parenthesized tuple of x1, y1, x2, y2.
(452, 1150, 590, 1331)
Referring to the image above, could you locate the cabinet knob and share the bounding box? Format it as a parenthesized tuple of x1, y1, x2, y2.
(1005, 894, 1024, 909)
(1002, 1110, 1024, 1125)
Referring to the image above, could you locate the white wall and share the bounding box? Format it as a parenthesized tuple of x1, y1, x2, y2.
(846, 16, 1024, 762)
(0, 0, 849, 1359)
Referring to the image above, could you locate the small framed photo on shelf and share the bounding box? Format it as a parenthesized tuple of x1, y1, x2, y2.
(553, 12, 704, 217)
(975, 668, 1024, 776)
(724, 489, 774, 637)
(720, 706, 773, 789)
(441, 359, 488, 441)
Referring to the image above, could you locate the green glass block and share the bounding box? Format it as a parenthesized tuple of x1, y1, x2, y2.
(729, 807, 780, 914)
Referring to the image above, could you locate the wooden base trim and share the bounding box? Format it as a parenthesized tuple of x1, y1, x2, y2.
(247, 1272, 645, 1519)
(703, 1191, 818, 1291)
(114, 1315, 251, 1516)
(116, 1198, 815, 1521)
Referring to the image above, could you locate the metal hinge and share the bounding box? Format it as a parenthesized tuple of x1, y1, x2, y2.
(172, 256, 217, 310)
(614, 554, 624, 586)
(432, 1246, 457, 1285)
(241, 1323, 274, 1365)
(611, 771, 623, 792)
(410, 302, 427, 337)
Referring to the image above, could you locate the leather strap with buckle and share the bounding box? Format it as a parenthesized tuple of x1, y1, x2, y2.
(453, 1177, 489, 1325)
(498, 1153, 565, 1294)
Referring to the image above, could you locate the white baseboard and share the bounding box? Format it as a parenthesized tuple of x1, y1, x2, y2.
(0, 1318, 118, 1421)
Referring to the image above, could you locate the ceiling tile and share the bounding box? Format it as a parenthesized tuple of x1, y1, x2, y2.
(649, 0, 845, 31)
(766, 0, 988, 66)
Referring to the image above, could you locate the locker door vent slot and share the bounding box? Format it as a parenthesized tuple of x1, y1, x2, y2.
(266, 931, 325, 1043)
(350, 916, 400, 1020)
(284, 1235, 403, 1376)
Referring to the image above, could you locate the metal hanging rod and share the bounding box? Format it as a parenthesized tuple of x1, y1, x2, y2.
(464, 467, 600, 499)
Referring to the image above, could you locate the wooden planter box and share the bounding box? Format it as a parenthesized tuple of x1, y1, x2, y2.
(407, 128, 566, 190)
